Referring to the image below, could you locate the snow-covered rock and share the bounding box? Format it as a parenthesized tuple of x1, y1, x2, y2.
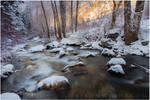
(59, 49, 66, 58)
(66, 47, 74, 52)
(91, 41, 103, 50)
(37, 76, 69, 90)
(79, 51, 99, 58)
(13, 44, 27, 52)
(101, 48, 116, 56)
(48, 48, 62, 53)
(29, 45, 45, 52)
(1, 93, 21, 100)
(46, 41, 60, 49)
(61, 38, 81, 46)
(106, 28, 121, 35)
(0, 64, 14, 78)
(32, 36, 40, 41)
(107, 65, 125, 75)
(100, 38, 115, 49)
(63, 61, 84, 72)
(107, 58, 126, 65)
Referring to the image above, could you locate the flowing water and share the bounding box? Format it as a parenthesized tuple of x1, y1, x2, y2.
(1, 43, 149, 99)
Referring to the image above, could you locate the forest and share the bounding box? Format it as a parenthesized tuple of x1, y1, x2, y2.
(1, 0, 149, 99)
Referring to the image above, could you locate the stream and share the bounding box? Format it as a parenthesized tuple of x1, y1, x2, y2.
(1, 41, 149, 99)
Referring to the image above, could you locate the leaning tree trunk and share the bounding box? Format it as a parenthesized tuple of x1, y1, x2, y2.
(71, 1, 73, 33)
(60, 1, 66, 38)
(75, 1, 79, 32)
(40, 1, 50, 38)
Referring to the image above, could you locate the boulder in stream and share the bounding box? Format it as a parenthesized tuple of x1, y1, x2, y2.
(29, 45, 45, 53)
(101, 48, 116, 57)
(37, 76, 70, 91)
(0, 64, 14, 78)
(107, 58, 126, 65)
(1, 92, 21, 100)
(46, 41, 60, 50)
(62, 62, 87, 75)
(107, 65, 125, 75)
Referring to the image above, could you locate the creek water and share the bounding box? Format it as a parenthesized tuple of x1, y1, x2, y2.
(1, 44, 149, 99)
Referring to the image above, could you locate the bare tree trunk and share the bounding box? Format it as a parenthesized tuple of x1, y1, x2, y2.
(133, 0, 145, 35)
(51, 1, 59, 39)
(124, 0, 145, 45)
(71, 1, 73, 33)
(60, 1, 66, 38)
(111, 0, 122, 28)
(111, 0, 117, 28)
(40, 1, 50, 38)
(54, 1, 62, 39)
(75, 1, 79, 32)
(124, 1, 132, 45)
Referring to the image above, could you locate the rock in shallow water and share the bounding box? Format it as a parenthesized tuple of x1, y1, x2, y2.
(0, 64, 14, 78)
(107, 58, 126, 65)
(37, 76, 70, 90)
(29, 45, 45, 53)
(107, 65, 125, 75)
(1, 92, 21, 100)
(101, 48, 116, 57)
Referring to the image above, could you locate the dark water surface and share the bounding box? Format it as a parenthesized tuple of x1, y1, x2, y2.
(2, 54, 149, 99)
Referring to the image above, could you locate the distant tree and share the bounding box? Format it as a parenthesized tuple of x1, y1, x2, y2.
(54, 1, 62, 39)
(60, 1, 66, 38)
(1, 1, 25, 34)
(51, 1, 58, 39)
(124, 0, 145, 45)
(70, 1, 74, 33)
(40, 1, 50, 38)
(75, 1, 79, 32)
